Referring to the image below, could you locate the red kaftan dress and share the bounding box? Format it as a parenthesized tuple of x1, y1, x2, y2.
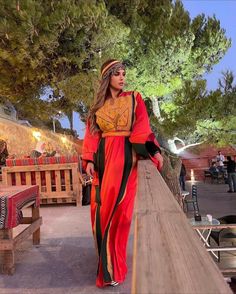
(82, 91, 161, 287)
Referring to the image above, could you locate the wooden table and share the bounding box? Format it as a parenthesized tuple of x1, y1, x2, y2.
(0, 185, 42, 274)
(189, 216, 220, 259)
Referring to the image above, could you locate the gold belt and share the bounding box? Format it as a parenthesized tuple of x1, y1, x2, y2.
(102, 131, 131, 138)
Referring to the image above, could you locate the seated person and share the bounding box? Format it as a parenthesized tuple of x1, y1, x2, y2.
(0, 139, 9, 166)
(30, 141, 46, 158)
(30, 141, 56, 158)
(45, 142, 56, 157)
(209, 162, 219, 174)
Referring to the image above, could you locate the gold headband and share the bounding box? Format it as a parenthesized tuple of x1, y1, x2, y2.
(101, 60, 121, 77)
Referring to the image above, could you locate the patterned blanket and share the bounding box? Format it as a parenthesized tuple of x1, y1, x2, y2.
(0, 185, 39, 229)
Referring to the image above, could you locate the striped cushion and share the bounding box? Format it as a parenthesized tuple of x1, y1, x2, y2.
(6, 155, 80, 166)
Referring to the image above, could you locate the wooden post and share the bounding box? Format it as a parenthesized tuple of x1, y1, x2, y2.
(55, 170, 62, 192)
(1, 168, 8, 185)
(32, 206, 40, 245)
(64, 170, 71, 192)
(45, 171, 51, 193)
(15, 173, 21, 186)
(26, 172, 32, 185)
(0, 229, 15, 275)
(71, 166, 81, 207)
(35, 171, 41, 192)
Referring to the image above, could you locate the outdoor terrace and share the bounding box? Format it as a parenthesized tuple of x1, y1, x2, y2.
(0, 162, 236, 293)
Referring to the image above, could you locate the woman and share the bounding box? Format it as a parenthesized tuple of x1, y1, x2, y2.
(82, 59, 163, 287)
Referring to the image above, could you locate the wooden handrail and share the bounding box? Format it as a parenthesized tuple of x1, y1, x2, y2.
(132, 160, 232, 294)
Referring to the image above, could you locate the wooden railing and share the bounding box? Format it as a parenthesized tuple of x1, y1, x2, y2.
(132, 160, 232, 294)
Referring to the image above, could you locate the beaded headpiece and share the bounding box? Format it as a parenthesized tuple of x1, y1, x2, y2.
(101, 60, 125, 79)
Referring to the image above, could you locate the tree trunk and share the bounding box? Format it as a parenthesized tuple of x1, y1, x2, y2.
(66, 110, 73, 131)
(151, 102, 183, 208)
(151, 97, 161, 119)
(160, 148, 183, 208)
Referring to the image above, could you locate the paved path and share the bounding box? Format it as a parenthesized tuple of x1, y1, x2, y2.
(186, 180, 236, 218)
(0, 206, 133, 294)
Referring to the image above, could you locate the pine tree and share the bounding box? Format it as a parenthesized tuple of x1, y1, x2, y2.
(0, 0, 129, 127)
(159, 72, 236, 146)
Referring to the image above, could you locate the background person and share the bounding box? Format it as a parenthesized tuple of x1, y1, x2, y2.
(226, 156, 236, 193)
(216, 150, 225, 173)
(179, 163, 186, 191)
(209, 162, 219, 174)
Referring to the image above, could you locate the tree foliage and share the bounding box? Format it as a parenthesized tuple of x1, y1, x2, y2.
(159, 71, 236, 145)
(0, 0, 130, 128)
(106, 0, 231, 97)
(0, 0, 232, 143)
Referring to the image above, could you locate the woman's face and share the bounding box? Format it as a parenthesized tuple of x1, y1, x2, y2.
(110, 69, 126, 91)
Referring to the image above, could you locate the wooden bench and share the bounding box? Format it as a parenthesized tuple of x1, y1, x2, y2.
(2, 156, 82, 205)
(132, 161, 232, 294)
(0, 185, 42, 274)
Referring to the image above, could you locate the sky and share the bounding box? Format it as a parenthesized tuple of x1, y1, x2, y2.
(61, 0, 236, 137)
(182, 0, 236, 89)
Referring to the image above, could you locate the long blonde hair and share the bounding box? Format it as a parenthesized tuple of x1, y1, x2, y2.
(88, 59, 124, 134)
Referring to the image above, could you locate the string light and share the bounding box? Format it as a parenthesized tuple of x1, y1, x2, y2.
(190, 169, 195, 182)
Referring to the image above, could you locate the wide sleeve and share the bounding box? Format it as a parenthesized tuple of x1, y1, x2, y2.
(129, 92, 162, 170)
(82, 120, 101, 169)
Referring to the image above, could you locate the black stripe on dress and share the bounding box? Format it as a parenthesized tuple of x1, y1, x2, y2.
(97, 138, 105, 188)
(95, 138, 105, 258)
(95, 187, 102, 259)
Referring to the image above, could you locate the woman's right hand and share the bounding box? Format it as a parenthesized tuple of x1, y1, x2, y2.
(86, 162, 94, 177)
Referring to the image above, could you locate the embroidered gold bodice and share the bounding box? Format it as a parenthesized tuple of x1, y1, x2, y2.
(96, 94, 134, 133)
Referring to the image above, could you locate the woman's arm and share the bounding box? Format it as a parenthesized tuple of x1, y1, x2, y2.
(82, 120, 101, 175)
(129, 92, 163, 170)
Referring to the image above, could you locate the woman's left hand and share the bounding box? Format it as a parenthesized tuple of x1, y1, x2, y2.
(153, 152, 163, 170)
